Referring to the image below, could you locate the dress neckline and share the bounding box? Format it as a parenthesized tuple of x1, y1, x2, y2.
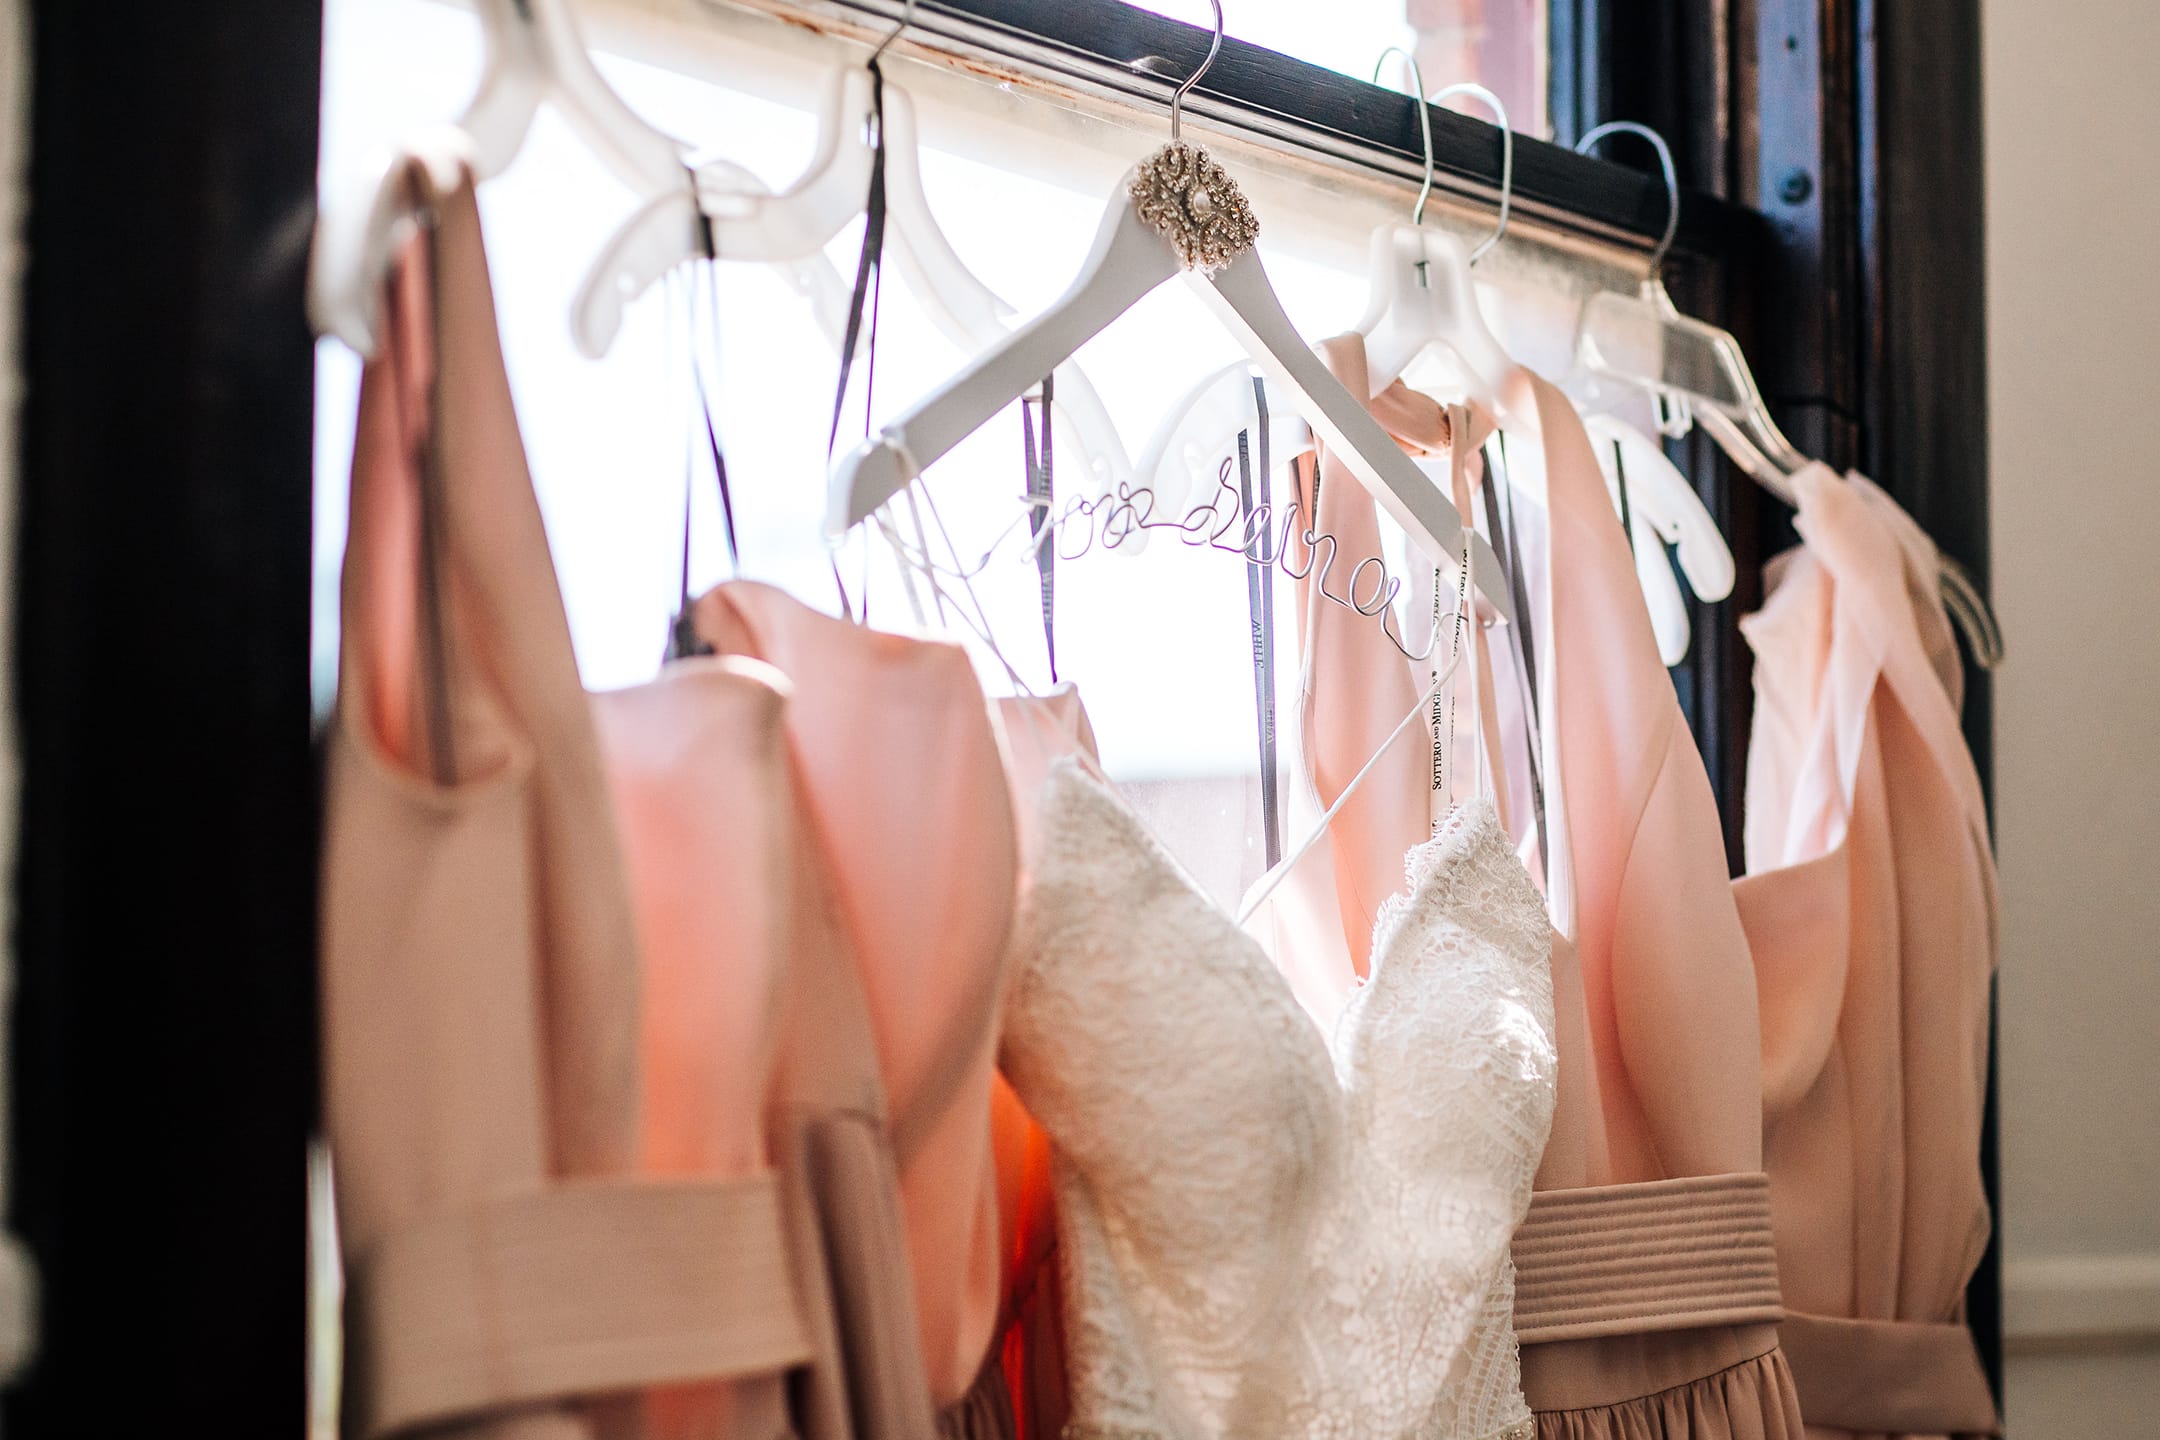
(1040, 752, 1512, 990)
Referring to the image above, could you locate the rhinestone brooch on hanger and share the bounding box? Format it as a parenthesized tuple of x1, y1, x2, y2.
(1130, 142, 1258, 273)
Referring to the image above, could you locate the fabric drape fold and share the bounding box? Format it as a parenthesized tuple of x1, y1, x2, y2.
(1736, 465, 2000, 1440)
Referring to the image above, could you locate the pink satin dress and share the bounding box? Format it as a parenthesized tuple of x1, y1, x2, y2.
(1733, 467, 2000, 1439)
(321, 161, 815, 1440)
(1280, 334, 1804, 1439)
(692, 583, 1021, 1437)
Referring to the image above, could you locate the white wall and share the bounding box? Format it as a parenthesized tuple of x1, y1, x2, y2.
(1984, 0, 2160, 1424)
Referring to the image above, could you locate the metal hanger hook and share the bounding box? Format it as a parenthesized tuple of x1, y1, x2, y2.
(1428, 82, 1512, 265)
(1370, 47, 1435, 227)
(1575, 120, 1679, 277)
(1168, 0, 1226, 142)
(868, 0, 918, 65)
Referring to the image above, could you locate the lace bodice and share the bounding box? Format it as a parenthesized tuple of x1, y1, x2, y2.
(999, 761, 1556, 1440)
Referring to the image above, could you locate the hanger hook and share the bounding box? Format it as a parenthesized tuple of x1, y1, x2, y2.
(1427, 82, 1512, 265)
(868, 0, 918, 66)
(1575, 120, 1679, 277)
(1371, 47, 1435, 227)
(1168, 0, 1226, 143)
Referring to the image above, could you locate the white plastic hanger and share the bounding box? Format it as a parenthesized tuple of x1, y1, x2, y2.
(457, 0, 686, 190)
(1584, 412, 1734, 664)
(570, 2, 1136, 493)
(830, 5, 1512, 619)
(1355, 61, 1517, 408)
(309, 0, 690, 353)
(1538, 122, 1734, 663)
(1130, 360, 1309, 530)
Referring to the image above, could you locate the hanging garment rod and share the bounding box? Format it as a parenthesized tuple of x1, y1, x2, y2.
(627, 0, 1764, 266)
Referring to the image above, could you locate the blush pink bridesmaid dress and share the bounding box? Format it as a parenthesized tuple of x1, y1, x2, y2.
(1491, 363, 1801, 1440)
(321, 160, 815, 1440)
(1733, 466, 2000, 1439)
(1279, 333, 1804, 1440)
(692, 582, 1022, 1438)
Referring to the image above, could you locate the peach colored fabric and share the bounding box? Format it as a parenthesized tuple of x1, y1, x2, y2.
(987, 688, 1101, 1440)
(1521, 1325, 1800, 1440)
(1492, 361, 1799, 1439)
(603, 655, 956, 1440)
(1266, 334, 1521, 1034)
(1511, 1176, 1783, 1343)
(1273, 336, 1764, 1186)
(763, 802, 945, 1440)
(1733, 466, 2000, 1439)
(1268, 335, 1797, 1437)
(593, 659, 818, 1440)
(1499, 361, 1762, 1188)
(321, 164, 810, 1440)
(694, 584, 1018, 1413)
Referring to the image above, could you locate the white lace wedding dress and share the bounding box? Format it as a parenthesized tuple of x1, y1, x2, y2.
(999, 758, 1557, 1440)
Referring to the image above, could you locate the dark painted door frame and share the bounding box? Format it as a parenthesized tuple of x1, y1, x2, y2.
(7, 2, 323, 1433)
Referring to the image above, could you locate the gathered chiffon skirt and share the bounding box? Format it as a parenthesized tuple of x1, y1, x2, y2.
(1523, 1324, 1804, 1440)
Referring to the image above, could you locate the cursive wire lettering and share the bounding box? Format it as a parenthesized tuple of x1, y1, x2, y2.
(1030, 454, 1447, 662)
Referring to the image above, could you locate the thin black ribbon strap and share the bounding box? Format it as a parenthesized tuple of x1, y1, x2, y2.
(414, 219, 459, 783)
(664, 188, 737, 662)
(1490, 433, 1548, 884)
(1611, 437, 1637, 561)
(824, 60, 892, 619)
(1239, 375, 1281, 868)
(1022, 372, 1056, 681)
(1477, 440, 1546, 872)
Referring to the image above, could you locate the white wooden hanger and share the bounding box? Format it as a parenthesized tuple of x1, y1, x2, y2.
(1127, 62, 1518, 548)
(1355, 60, 1517, 408)
(827, 3, 1513, 620)
(309, 0, 690, 353)
(569, 1, 1136, 493)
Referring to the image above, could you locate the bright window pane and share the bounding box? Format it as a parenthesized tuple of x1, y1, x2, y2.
(1125, 0, 1550, 137)
(316, 0, 1414, 908)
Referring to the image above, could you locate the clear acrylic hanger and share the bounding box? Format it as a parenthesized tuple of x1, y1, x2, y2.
(569, 0, 1137, 496)
(826, 0, 1515, 622)
(310, 0, 690, 353)
(1570, 126, 1810, 496)
(1568, 120, 2001, 667)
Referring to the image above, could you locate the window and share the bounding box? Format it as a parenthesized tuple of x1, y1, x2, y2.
(318, 0, 1497, 907)
(1127, 0, 1551, 135)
